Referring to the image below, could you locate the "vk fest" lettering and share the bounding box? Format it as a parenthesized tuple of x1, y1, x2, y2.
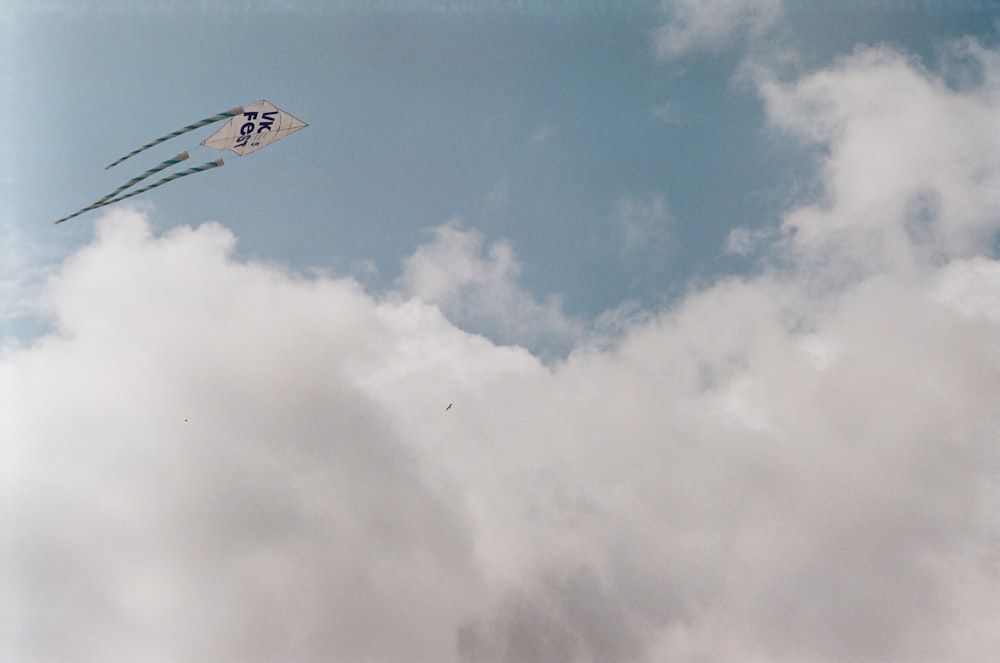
(236, 110, 279, 147)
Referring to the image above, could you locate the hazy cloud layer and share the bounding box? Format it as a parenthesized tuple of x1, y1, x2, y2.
(6, 37, 1000, 663)
(616, 193, 675, 254)
(653, 0, 783, 60)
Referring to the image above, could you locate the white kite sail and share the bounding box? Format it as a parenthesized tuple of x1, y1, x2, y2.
(200, 100, 308, 157)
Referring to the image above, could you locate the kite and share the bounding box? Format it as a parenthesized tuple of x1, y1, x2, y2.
(54, 101, 307, 224)
(199, 100, 308, 157)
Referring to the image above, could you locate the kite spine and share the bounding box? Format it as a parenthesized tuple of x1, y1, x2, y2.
(104, 106, 244, 169)
(54, 159, 225, 224)
(53, 152, 191, 224)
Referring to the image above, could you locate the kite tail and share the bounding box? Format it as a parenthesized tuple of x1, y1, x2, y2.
(55, 159, 224, 224)
(104, 106, 244, 169)
(97, 151, 190, 202)
(54, 152, 191, 224)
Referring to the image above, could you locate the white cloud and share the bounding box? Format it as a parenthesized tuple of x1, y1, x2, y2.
(6, 37, 1000, 663)
(526, 124, 557, 147)
(398, 220, 582, 353)
(724, 225, 768, 256)
(615, 192, 675, 253)
(0, 220, 66, 345)
(757, 43, 1000, 276)
(5, 210, 490, 663)
(653, 0, 783, 60)
(934, 256, 1000, 326)
(650, 100, 683, 125)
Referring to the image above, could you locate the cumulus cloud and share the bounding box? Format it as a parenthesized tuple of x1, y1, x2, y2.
(398, 220, 582, 353)
(6, 37, 1000, 663)
(653, 0, 783, 60)
(0, 219, 64, 344)
(5, 210, 491, 663)
(757, 41, 1000, 277)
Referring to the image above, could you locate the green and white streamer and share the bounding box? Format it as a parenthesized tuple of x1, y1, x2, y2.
(55, 159, 224, 224)
(54, 101, 305, 225)
(54, 151, 190, 224)
(105, 106, 243, 170)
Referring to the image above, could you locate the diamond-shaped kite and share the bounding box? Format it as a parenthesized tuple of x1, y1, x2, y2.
(55, 101, 307, 224)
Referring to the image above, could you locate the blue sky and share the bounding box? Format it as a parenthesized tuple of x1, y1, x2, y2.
(5, 2, 1000, 662)
(13, 1, 752, 320)
(7, 0, 990, 329)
